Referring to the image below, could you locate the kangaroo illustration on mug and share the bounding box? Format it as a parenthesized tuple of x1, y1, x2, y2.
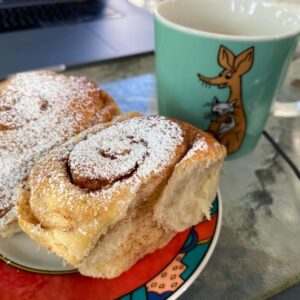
(198, 45, 254, 154)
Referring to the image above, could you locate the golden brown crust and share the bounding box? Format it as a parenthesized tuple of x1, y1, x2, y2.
(18, 114, 226, 277)
(0, 71, 119, 236)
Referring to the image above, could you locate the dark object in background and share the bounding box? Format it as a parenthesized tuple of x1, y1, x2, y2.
(0, 0, 154, 78)
(0, 0, 119, 33)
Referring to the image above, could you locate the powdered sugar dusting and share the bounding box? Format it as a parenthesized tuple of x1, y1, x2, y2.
(68, 116, 184, 188)
(183, 137, 208, 161)
(0, 71, 105, 217)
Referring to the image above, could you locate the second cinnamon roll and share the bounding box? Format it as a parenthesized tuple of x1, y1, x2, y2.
(0, 71, 119, 236)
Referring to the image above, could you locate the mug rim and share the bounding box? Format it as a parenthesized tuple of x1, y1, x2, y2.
(154, 0, 300, 41)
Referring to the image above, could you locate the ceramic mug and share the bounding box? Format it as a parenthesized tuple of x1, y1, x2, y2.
(154, 0, 300, 158)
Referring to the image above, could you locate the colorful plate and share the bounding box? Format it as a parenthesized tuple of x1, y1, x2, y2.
(0, 192, 222, 300)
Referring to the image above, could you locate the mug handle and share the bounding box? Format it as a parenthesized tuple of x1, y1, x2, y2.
(271, 55, 300, 118)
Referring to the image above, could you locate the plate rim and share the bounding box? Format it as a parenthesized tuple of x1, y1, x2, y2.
(167, 189, 222, 300)
(0, 190, 222, 299)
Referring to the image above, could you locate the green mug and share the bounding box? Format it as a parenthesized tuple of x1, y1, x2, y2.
(154, 0, 300, 158)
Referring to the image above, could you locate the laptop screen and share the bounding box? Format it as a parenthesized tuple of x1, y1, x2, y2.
(0, 0, 89, 8)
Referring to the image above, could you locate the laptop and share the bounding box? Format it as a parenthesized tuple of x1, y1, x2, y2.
(0, 0, 154, 78)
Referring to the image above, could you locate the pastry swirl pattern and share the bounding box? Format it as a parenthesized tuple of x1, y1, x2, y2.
(68, 116, 185, 190)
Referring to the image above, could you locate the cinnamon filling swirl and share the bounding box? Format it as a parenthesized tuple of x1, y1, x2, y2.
(67, 116, 187, 191)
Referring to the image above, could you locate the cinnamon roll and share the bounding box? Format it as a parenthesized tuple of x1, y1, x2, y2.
(0, 71, 119, 236)
(18, 114, 226, 278)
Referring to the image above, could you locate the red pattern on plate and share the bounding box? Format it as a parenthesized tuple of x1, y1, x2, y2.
(0, 214, 218, 300)
(0, 229, 189, 300)
(194, 214, 217, 241)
